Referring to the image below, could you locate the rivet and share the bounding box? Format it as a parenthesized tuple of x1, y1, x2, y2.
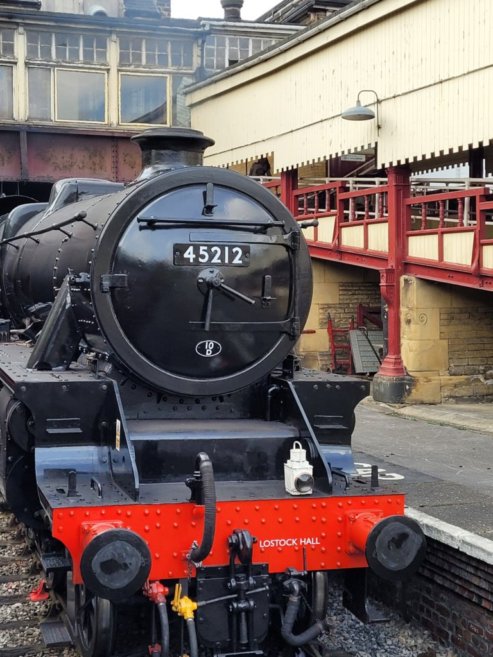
(156, 523, 161, 529)
(261, 518, 266, 524)
(321, 532, 327, 538)
(337, 546, 342, 552)
(336, 561, 341, 568)
(173, 552, 178, 558)
(321, 517, 327, 523)
(59, 513, 64, 519)
(244, 519, 249, 525)
(176, 508, 181, 514)
(144, 509, 150, 516)
(85, 511, 90, 517)
(375, 500, 380, 505)
(277, 547, 283, 552)
(235, 506, 240, 512)
(173, 522, 178, 528)
(260, 547, 265, 553)
(294, 546, 299, 552)
(255, 505, 260, 511)
(337, 532, 342, 538)
(311, 545, 316, 550)
(311, 503, 317, 509)
(274, 504, 279, 510)
(387, 499, 392, 504)
(227, 520, 232, 526)
(320, 561, 326, 567)
(155, 553, 160, 559)
(292, 504, 299, 510)
(321, 547, 326, 553)
(69, 511, 74, 517)
(126, 511, 132, 517)
(361, 500, 366, 505)
(321, 502, 327, 508)
(117, 509, 122, 516)
(312, 516, 317, 522)
(191, 521, 196, 527)
(295, 516, 300, 523)
(278, 518, 283, 523)
(144, 525, 150, 532)
(169, 571, 173, 576)
(337, 516, 343, 523)
(58, 526, 63, 532)
(337, 502, 343, 508)
(156, 509, 161, 516)
(217, 507, 221, 513)
(347, 500, 352, 506)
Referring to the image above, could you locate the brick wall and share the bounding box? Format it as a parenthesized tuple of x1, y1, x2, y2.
(402, 277, 493, 402)
(371, 574, 493, 657)
(298, 262, 380, 371)
(370, 539, 493, 657)
(441, 304, 493, 376)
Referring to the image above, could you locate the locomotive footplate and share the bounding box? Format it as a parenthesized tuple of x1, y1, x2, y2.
(195, 564, 270, 654)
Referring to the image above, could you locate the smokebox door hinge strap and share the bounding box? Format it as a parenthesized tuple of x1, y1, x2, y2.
(100, 274, 128, 293)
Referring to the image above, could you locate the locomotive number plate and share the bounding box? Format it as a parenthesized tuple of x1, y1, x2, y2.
(173, 244, 250, 266)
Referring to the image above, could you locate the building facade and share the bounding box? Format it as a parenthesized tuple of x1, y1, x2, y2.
(186, 0, 493, 404)
(0, 0, 299, 198)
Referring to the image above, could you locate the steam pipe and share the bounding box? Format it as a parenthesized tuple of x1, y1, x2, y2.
(189, 452, 216, 563)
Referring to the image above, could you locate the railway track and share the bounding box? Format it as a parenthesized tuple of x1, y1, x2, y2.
(0, 508, 78, 657)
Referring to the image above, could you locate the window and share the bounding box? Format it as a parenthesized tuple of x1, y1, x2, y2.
(26, 30, 108, 64)
(119, 37, 193, 69)
(28, 67, 51, 120)
(204, 35, 278, 71)
(0, 66, 13, 118)
(0, 29, 14, 58)
(120, 74, 167, 124)
(56, 70, 106, 122)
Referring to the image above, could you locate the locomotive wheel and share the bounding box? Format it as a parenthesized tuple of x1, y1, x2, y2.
(67, 577, 115, 657)
(307, 571, 329, 623)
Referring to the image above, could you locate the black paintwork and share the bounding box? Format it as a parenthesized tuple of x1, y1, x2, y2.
(0, 130, 387, 654)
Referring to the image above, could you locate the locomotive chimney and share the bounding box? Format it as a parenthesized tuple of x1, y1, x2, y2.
(221, 0, 243, 20)
(132, 128, 215, 180)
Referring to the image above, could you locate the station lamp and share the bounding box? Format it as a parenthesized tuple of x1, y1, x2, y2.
(342, 90, 380, 133)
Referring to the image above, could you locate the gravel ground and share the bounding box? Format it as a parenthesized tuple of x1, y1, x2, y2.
(322, 583, 458, 657)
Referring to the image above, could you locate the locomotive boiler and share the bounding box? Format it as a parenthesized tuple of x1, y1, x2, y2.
(0, 128, 425, 657)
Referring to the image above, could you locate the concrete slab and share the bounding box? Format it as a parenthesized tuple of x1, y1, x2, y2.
(352, 399, 493, 558)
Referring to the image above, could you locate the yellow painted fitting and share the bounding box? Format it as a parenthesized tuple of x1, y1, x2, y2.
(172, 584, 198, 620)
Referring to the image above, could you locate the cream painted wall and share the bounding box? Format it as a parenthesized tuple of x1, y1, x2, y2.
(188, 0, 493, 171)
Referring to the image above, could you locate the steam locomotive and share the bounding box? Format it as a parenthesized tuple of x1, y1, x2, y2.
(0, 128, 425, 657)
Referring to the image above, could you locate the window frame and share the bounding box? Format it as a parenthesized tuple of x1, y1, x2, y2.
(54, 67, 108, 124)
(118, 71, 170, 127)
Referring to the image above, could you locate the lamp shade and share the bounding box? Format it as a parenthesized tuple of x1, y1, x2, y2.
(341, 100, 376, 121)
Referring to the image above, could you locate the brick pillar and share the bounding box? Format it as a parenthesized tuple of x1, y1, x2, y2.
(373, 166, 414, 403)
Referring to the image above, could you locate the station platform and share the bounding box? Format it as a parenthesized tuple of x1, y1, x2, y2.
(352, 398, 493, 564)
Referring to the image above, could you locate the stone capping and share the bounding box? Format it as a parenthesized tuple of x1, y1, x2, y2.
(406, 507, 493, 566)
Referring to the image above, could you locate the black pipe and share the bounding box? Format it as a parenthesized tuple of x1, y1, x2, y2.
(186, 618, 198, 657)
(157, 602, 169, 657)
(280, 592, 326, 647)
(189, 452, 216, 563)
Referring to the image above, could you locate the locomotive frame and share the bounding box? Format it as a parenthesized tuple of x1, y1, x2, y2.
(0, 128, 425, 657)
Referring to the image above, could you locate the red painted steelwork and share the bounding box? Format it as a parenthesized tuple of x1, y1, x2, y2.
(52, 494, 405, 584)
(0, 131, 21, 180)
